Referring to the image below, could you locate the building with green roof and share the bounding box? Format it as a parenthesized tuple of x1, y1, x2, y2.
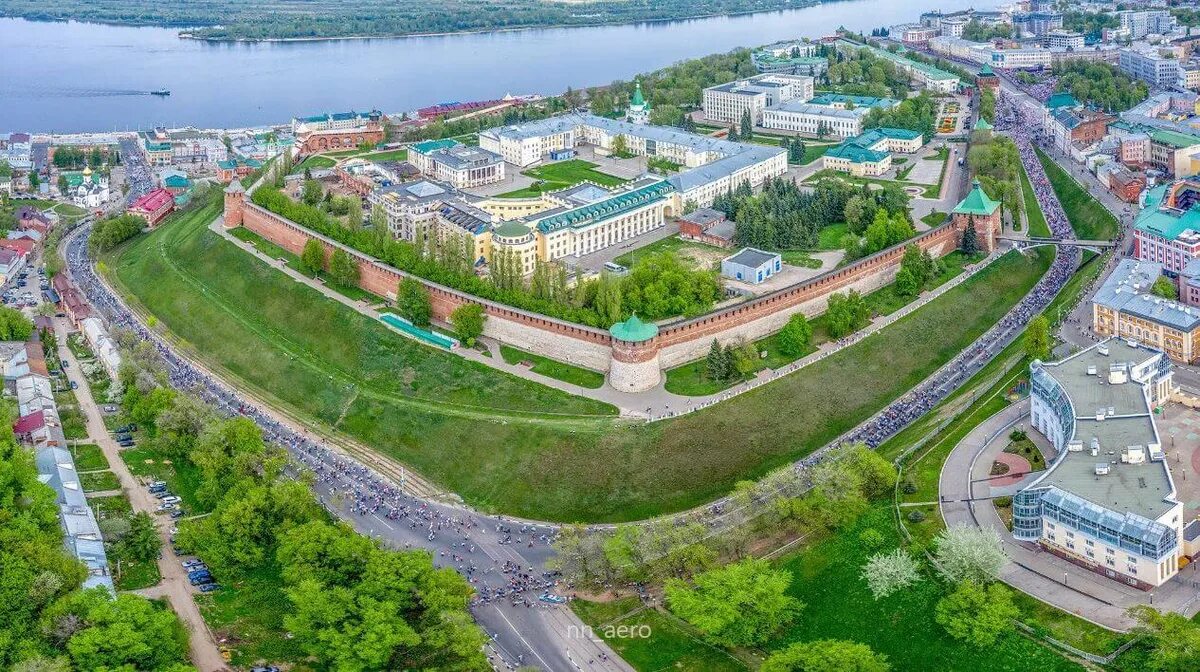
(953, 179, 1000, 217)
(973, 117, 994, 132)
(609, 314, 658, 343)
(951, 179, 1002, 253)
(1133, 181, 1200, 274)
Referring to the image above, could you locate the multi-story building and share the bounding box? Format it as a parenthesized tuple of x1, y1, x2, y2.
(835, 40, 961, 93)
(1016, 339, 1181, 590)
(939, 16, 968, 38)
(1044, 29, 1085, 50)
(293, 110, 386, 154)
(1178, 61, 1200, 91)
(529, 178, 673, 262)
(367, 179, 455, 242)
(989, 46, 1053, 69)
(1092, 259, 1200, 363)
(1045, 107, 1115, 153)
(1118, 10, 1176, 40)
(821, 128, 924, 177)
(1120, 46, 1183, 88)
(479, 113, 787, 207)
(702, 74, 814, 124)
(899, 25, 940, 46)
(1148, 130, 1200, 178)
(216, 157, 262, 183)
(408, 139, 505, 189)
(127, 188, 175, 228)
(1014, 11, 1064, 37)
(760, 94, 896, 138)
(0, 132, 32, 171)
(751, 42, 828, 77)
(1134, 180, 1200, 274)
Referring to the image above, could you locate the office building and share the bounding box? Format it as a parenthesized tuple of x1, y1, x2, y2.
(1120, 46, 1183, 88)
(1118, 10, 1176, 40)
(702, 74, 814, 124)
(1016, 339, 1180, 590)
(1045, 30, 1086, 50)
(1134, 180, 1200, 274)
(408, 139, 505, 189)
(1093, 259, 1200, 363)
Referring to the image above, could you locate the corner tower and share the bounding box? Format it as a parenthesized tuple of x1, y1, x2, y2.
(608, 314, 661, 393)
(223, 178, 245, 229)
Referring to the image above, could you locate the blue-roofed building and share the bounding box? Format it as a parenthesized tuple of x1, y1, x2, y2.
(1016, 339, 1180, 590)
(1092, 258, 1200, 364)
(409, 139, 505, 188)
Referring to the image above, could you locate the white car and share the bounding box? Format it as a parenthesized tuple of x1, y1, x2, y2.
(161, 495, 182, 504)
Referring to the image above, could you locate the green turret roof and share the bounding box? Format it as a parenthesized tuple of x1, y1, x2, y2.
(973, 117, 993, 131)
(953, 179, 1000, 217)
(978, 64, 994, 77)
(609, 314, 658, 342)
(631, 81, 645, 107)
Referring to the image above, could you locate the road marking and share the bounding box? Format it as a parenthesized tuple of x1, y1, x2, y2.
(371, 513, 395, 530)
(493, 605, 554, 670)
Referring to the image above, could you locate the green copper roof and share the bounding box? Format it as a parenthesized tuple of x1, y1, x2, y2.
(978, 64, 994, 76)
(411, 138, 461, 154)
(1135, 183, 1200, 242)
(973, 117, 993, 131)
(953, 180, 1000, 216)
(1045, 92, 1078, 110)
(609, 314, 658, 342)
(492, 221, 531, 238)
(631, 81, 645, 107)
(1149, 129, 1200, 149)
(825, 142, 890, 164)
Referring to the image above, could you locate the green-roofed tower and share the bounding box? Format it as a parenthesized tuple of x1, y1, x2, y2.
(627, 80, 651, 125)
(951, 179, 1002, 253)
(973, 117, 993, 132)
(608, 313, 662, 393)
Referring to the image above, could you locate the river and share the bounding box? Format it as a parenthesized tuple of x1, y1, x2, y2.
(0, 0, 991, 133)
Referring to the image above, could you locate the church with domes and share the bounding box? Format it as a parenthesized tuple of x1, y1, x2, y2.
(626, 80, 651, 125)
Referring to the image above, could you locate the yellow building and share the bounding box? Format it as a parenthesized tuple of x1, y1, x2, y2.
(1091, 259, 1200, 364)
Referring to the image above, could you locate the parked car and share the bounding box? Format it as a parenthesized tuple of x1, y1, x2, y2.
(189, 576, 212, 586)
(170, 509, 185, 519)
(153, 491, 170, 499)
(198, 583, 222, 593)
(181, 560, 205, 569)
(187, 570, 211, 580)
(161, 495, 181, 504)
(117, 439, 135, 447)
(538, 592, 567, 605)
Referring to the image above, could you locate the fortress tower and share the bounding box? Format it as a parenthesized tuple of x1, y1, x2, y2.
(608, 314, 661, 392)
(223, 179, 245, 229)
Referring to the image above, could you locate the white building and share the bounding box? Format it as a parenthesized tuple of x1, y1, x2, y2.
(1120, 45, 1184, 88)
(702, 74, 814, 125)
(1017, 340, 1181, 590)
(479, 113, 787, 207)
(1118, 10, 1176, 40)
(761, 102, 871, 139)
(1045, 30, 1086, 50)
(408, 139, 505, 189)
(80, 317, 122, 382)
(367, 179, 456, 242)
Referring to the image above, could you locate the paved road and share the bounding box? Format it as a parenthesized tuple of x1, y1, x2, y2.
(54, 316, 229, 671)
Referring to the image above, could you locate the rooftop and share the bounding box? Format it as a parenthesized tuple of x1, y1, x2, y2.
(825, 142, 890, 164)
(1135, 182, 1200, 243)
(952, 180, 1001, 217)
(609, 314, 658, 342)
(529, 179, 674, 234)
(809, 93, 898, 108)
(1094, 259, 1200, 333)
(725, 247, 779, 268)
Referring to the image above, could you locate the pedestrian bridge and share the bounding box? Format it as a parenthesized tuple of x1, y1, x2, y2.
(997, 235, 1116, 253)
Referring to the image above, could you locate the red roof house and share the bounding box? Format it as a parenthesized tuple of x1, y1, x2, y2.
(128, 188, 176, 227)
(0, 238, 36, 257)
(13, 410, 45, 435)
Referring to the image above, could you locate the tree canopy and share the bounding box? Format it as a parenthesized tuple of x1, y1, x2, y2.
(665, 558, 802, 647)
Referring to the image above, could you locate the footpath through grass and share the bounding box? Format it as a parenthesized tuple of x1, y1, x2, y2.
(1035, 148, 1119, 241)
(109, 199, 1050, 521)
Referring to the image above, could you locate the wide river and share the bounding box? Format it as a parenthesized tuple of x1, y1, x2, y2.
(0, 0, 990, 133)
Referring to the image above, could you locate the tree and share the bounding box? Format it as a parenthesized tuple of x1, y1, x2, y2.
(826, 290, 870, 339)
(728, 124, 739, 142)
(449, 303, 486, 346)
(933, 524, 1006, 585)
(155, 393, 216, 459)
(1152, 276, 1177, 300)
(778, 313, 813, 357)
(1023, 314, 1051, 362)
(301, 178, 323, 206)
(0, 306, 33, 341)
(370, 203, 388, 231)
(740, 108, 753, 139)
(729, 340, 760, 377)
(594, 271, 623, 324)
(761, 639, 890, 672)
(47, 589, 190, 671)
(29, 172, 39, 190)
(300, 239, 325, 276)
(959, 219, 979, 254)
(1128, 604, 1200, 672)
(935, 580, 1018, 647)
(861, 549, 921, 600)
(327, 248, 359, 288)
(843, 194, 877, 235)
(191, 417, 280, 508)
(665, 558, 802, 647)
(894, 266, 918, 297)
(706, 339, 730, 382)
(611, 133, 629, 156)
(396, 277, 432, 327)
(345, 198, 363, 230)
(119, 512, 162, 563)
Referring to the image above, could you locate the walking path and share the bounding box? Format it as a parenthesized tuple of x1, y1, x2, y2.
(54, 316, 229, 672)
(939, 400, 1200, 631)
(213, 217, 1000, 423)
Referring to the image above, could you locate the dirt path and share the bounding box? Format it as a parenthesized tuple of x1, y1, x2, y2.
(54, 317, 229, 672)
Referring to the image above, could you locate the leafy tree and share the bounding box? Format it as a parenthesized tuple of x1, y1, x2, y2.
(370, 203, 388, 232)
(762, 639, 890, 672)
(894, 266, 918, 297)
(300, 239, 325, 275)
(665, 558, 803, 647)
(190, 417, 281, 509)
(301, 179, 323, 206)
(0, 306, 33, 341)
(155, 393, 216, 459)
(88, 214, 146, 253)
(396, 277, 432, 327)
(449, 303, 486, 346)
(345, 198, 363, 230)
(825, 290, 870, 339)
(276, 520, 375, 587)
(935, 580, 1019, 647)
(778, 313, 813, 357)
(46, 589, 190, 671)
(328, 248, 359, 287)
(729, 340, 759, 377)
(594, 271, 623, 325)
(933, 524, 1006, 585)
(1152, 276, 1177, 300)
(843, 194, 877, 235)
(1024, 314, 1051, 362)
(1128, 604, 1200, 672)
(621, 252, 721, 320)
(120, 512, 162, 563)
(862, 549, 921, 600)
(611, 133, 629, 157)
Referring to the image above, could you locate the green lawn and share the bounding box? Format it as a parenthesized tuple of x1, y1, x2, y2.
(81, 470, 121, 493)
(108, 197, 1051, 522)
(292, 155, 336, 174)
(801, 143, 832, 164)
(500, 345, 606, 389)
(121, 446, 208, 513)
(816, 223, 849, 250)
(110, 541, 162, 591)
(1021, 166, 1051, 238)
(777, 250, 822, 268)
(612, 234, 726, 270)
(921, 211, 946, 227)
(196, 563, 308, 669)
(571, 598, 747, 671)
(1035, 148, 1119, 241)
(230, 226, 386, 305)
(90, 494, 132, 517)
(72, 443, 109, 471)
(767, 504, 1083, 672)
(496, 159, 627, 198)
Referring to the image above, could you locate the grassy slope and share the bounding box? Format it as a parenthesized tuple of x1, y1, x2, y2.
(496, 159, 626, 198)
(109, 200, 1051, 521)
(499, 344, 606, 389)
(1035, 148, 1119, 241)
(1021, 166, 1052, 238)
(570, 598, 746, 671)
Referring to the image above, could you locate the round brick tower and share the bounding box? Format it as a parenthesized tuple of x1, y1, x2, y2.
(608, 315, 661, 393)
(223, 179, 245, 229)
